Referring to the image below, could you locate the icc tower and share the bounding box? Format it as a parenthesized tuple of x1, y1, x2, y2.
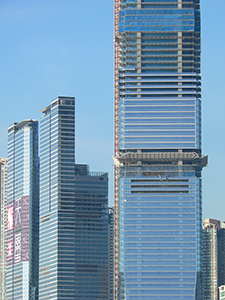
(113, 0, 207, 299)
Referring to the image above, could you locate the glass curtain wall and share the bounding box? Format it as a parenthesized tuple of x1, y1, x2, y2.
(39, 97, 76, 300)
(74, 165, 109, 299)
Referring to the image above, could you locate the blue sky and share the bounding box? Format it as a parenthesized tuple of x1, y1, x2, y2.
(0, 0, 224, 220)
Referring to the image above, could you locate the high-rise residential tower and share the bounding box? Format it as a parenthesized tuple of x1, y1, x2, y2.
(114, 1, 207, 299)
(202, 219, 225, 300)
(39, 97, 110, 299)
(0, 158, 7, 300)
(202, 219, 220, 300)
(6, 120, 39, 300)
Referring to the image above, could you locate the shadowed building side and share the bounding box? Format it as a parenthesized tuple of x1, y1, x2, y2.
(74, 164, 109, 299)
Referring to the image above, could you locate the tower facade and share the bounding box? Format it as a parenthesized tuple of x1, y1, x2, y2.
(114, 1, 207, 299)
(39, 97, 110, 299)
(6, 120, 39, 300)
(202, 219, 225, 300)
(0, 158, 7, 300)
(108, 207, 114, 300)
(74, 164, 109, 299)
(202, 219, 220, 300)
(39, 96, 76, 299)
(218, 223, 225, 288)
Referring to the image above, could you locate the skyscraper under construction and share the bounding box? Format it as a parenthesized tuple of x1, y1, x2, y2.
(113, 0, 207, 299)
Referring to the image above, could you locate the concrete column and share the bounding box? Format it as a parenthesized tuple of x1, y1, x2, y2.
(137, 32, 141, 73)
(137, 0, 141, 9)
(137, 31, 141, 96)
(178, 32, 182, 73)
(178, 0, 182, 9)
